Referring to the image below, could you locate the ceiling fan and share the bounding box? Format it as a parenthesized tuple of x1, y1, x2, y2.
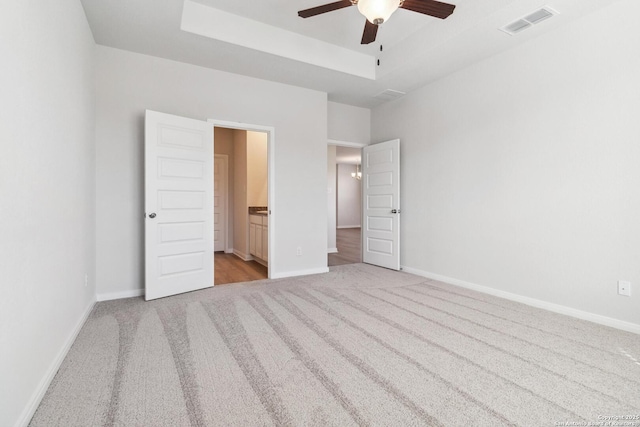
(298, 0, 456, 45)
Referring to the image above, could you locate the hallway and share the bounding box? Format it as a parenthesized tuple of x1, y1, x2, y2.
(328, 227, 361, 266)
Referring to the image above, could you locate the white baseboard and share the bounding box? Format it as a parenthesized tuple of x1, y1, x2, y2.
(16, 298, 96, 427)
(337, 225, 361, 229)
(271, 267, 329, 279)
(224, 248, 234, 254)
(97, 289, 144, 302)
(401, 266, 640, 335)
(328, 248, 338, 254)
(233, 249, 253, 262)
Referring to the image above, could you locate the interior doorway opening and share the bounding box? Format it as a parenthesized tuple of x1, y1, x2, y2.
(328, 143, 364, 267)
(213, 125, 271, 285)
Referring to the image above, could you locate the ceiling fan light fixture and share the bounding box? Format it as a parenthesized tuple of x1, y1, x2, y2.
(356, 0, 401, 25)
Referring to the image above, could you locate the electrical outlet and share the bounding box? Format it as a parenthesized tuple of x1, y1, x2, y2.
(618, 280, 631, 296)
(296, 247, 302, 256)
(84, 274, 88, 288)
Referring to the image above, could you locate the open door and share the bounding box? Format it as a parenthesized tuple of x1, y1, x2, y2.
(362, 139, 400, 270)
(145, 110, 214, 300)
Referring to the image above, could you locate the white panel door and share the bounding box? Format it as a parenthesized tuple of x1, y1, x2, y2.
(145, 110, 214, 301)
(362, 139, 400, 270)
(214, 155, 227, 252)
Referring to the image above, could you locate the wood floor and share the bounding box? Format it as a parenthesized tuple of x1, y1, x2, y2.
(215, 227, 360, 284)
(328, 227, 361, 266)
(214, 252, 267, 285)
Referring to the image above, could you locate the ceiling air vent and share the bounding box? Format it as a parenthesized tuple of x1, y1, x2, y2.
(500, 6, 558, 35)
(375, 89, 406, 101)
(502, 19, 531, 34)
(524, 8, 554, 24)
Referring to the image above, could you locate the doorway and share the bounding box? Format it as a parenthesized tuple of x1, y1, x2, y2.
(144, 111, 275, 300)
(212, 124, 272, 285)
(328, 144, 364, 267)
(326, 139, 402, 270)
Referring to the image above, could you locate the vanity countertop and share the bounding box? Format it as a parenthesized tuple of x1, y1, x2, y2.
(249, 206, 268, 216)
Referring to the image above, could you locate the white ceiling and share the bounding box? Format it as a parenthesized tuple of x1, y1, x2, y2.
(80, 0, 618, 108)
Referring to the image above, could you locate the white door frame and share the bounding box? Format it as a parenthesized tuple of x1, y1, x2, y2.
(328, 139, 367, 149)
(209, 119, 275, 279)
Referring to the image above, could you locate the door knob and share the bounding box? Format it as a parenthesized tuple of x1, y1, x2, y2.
(149, 213, 156, 218)
(391, 209, 401, 214)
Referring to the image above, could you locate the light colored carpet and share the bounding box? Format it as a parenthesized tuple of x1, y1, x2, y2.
(31, 264, 640, 426)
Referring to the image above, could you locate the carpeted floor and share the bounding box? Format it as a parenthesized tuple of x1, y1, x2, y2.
(31, 264, 640, 426)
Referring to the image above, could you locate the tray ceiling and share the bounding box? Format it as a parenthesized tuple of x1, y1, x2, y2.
(81, 0, 619, 107)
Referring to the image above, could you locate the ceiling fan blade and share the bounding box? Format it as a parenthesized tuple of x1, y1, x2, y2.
(401, 0, 456, 19)
(298, 0, 354, 18)
(361, 20, 378, 44)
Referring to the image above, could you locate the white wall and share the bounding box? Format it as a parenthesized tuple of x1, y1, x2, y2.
(326, 102, 369, 251)
(328, 101, 371, 144)
(95, 46, 329, 296)
(337, 164, 362, 228)
(371, 0, 640, 328)
(0, 1, 96, 426)
(246, 131, 268, 207)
